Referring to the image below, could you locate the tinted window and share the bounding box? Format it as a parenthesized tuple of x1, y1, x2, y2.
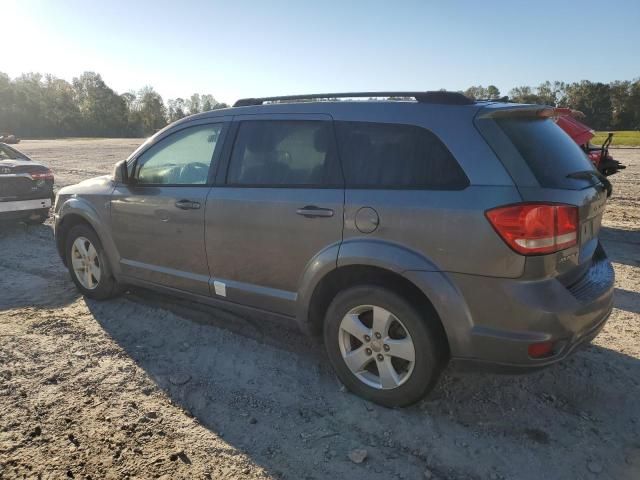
(335, 121, 468, 189)
(227, 121, 339, 186)
(136, 124, 222, 185)
(496, 118, 596, 189)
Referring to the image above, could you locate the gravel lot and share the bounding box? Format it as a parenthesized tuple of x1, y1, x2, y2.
(1, 139, 639, 480)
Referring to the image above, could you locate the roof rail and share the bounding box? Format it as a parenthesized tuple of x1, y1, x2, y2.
(233, 91, 474, 107)
(475, 96, 510, 103)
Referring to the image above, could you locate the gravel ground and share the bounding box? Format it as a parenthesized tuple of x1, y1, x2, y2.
(1, 139, 639, 480)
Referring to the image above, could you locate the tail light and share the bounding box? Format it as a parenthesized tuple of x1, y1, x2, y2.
(29, 170, 54, 181)
(485, 203, 578, 255)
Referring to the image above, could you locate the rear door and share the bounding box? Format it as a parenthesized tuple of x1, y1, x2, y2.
(475, 111, 609, 278)
(204, 114, 344, 315)
(111, 121, 228, 295)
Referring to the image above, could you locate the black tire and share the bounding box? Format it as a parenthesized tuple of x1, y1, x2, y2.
(323, 285, 446, 407)
(65, 224, 121, 300)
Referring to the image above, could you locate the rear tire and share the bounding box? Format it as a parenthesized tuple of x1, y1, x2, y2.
(65, 224, 120, 300)
(323, 285, 445, 407)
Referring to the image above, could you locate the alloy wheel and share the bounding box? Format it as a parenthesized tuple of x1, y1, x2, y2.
(70, 236, 101, 290)
(338, 305, 416, 390)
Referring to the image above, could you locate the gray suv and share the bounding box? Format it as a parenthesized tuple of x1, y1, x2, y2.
(53, 92, 614, 407)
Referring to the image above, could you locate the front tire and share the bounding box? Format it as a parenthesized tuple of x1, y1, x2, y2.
(324, 285, 445, 407)
(65, 224, 120, 300)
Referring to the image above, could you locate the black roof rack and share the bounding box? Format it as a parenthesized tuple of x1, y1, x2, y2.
(233, 91, 474, 107)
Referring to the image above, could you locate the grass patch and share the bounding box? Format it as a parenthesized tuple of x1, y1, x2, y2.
(591, 131, 640, 147)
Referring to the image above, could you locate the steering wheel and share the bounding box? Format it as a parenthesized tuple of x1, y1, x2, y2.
(179, 162, 209, 184)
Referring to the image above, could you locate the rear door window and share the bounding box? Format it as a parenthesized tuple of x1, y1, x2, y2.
(494, 117, 597, 189)
(334, 121, 468, 189)
(227, 120, 341, 186)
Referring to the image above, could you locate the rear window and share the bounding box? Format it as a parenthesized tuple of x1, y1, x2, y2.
(335, 121, 468, 189)
(0, 145, 26, 160)
(495, 118, 596, 189)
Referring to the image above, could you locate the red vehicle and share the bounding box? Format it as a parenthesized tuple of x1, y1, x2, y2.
(554, 108, 625, 176)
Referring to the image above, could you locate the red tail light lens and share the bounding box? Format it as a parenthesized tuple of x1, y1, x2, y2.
(485, 203, 578, 255)
(29, 170, 54, 181)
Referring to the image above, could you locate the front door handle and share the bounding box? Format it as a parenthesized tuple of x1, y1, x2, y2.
(296, 205, 334, 218)
(175, 199, 201, 210)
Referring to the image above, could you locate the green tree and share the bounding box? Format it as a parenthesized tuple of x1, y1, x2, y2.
(536, 81, 565, 106)
(72, 72, 128, 136)
(563, 81, 612, 130)
(509, 86, 542, 104)
(167, 97, 187, 122)
(187, 93, 201, 115)
(137, 86, 167, 135)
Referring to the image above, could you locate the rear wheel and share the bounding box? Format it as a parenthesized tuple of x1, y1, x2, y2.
(65, 224, 120, 300)
(324, 285, 445, 407)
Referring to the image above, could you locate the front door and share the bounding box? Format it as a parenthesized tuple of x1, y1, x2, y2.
(111, 122, 227, 295)
(205, 115, 344, 315)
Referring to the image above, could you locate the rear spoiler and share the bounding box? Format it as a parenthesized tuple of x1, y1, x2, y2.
(477, 105, 556, 120)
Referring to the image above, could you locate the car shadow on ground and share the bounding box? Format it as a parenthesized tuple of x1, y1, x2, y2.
(601, 226, 640, 267)
(615, 288, 640, 314)
(0, 222, 80, 310)
(85, 289, 640, 480)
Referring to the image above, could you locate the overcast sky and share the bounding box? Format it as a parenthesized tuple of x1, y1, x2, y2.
(4, 0, 640, 104)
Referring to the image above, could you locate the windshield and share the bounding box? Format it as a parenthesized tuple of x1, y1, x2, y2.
(495, 117, 597, 189)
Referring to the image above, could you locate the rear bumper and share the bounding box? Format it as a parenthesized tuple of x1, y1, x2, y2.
(0, 198, 52, 213)
(0, 198, 51, 220)
(412, 244, 614, 369)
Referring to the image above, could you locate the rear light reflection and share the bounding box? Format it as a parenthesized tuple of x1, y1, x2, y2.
(528, 341, 555, 359)
(485, 203, 578, 255)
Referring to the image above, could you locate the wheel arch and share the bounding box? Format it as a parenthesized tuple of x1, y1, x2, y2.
(297, 238, 474, 357)
(56, 198, 120, 276)
(301, 264, 455, 357)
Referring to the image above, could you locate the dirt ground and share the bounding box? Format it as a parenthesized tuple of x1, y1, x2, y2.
(1, 139, 639, 480)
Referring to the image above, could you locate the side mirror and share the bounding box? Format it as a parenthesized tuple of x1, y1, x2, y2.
(113, 160, 129, 184)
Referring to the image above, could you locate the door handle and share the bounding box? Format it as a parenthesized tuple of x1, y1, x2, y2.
(296, 205, 334, 218)
(175, 199, 201, 210)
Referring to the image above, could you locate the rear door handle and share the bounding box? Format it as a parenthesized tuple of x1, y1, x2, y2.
(175, 199, 201, 210)
(296, 205, 334, 218)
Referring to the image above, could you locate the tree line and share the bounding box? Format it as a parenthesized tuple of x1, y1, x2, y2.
(0, 71, 638, 138)
(464, 80, 640, 130)
(0, 71, 228, 138)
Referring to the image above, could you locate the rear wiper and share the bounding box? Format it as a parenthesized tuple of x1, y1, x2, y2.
(566, 170, 612, 197)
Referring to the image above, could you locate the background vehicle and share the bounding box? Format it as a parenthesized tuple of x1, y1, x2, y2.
(555, 108, 626, 176)
(53, 92, 614, 407)
(0, 133, 20, 144)
(0, 143, 54, 224)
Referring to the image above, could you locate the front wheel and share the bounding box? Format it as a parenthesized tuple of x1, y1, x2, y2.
(65, 224, 121, 300)
(324, 286, 446, 407)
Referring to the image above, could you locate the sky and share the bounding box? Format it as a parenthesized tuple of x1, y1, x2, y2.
(3, 0, 640, 105)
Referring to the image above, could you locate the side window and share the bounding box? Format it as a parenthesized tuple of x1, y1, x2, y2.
(135, 124, 222, 185)
(227, 120, 339, 186)
(335, 121, 469, 189)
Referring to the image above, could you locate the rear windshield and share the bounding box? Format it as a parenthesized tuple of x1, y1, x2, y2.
(495, 117, 596, 189)
(0, 145, 26, 161)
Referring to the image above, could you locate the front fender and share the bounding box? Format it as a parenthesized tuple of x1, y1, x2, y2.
(56, 197, 121, 277)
